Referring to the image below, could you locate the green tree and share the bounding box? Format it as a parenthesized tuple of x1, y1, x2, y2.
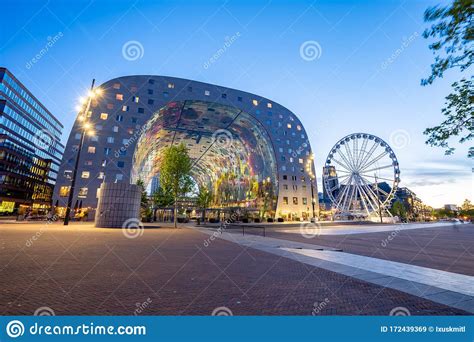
(196, 186, 213, 223)
(152, 186, 174, 208)
(422, 0, 473, 157)
(136, 179, 151, 221)
(390, 201, 407, 221)
(159, 143, 193, 228)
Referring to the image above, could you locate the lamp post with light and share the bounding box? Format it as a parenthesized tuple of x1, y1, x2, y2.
(63, 79, 100, 225)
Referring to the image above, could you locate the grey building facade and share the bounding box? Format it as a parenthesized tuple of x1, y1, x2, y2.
(53, 75, 318, 220)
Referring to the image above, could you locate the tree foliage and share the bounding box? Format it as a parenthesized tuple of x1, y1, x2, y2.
(159, 143, 193, 227)
(422, 0, 473, 158)
(424, 77, 473, 157)
(152, 186, 174, 208)
(196, 186, 213, 222)
(390, 201, 407, 220)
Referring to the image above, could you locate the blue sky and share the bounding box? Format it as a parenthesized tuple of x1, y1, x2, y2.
(1, 0, 471, 207)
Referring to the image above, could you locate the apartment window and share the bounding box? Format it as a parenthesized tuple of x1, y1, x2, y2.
(168, 83, 175, 89)
(302, 198, 308, 205)
(302, 185, 307, 191)
(122, 105, 129, 112)
(147, 89, 153, 95)
(132, 96, 139, 103)
(116, 94, 123, 101)
(221, 93, 227, 99)
(204, 90, 210, 96)
(59, 186, 70, 197)
(281, 156, 286, 162)
(237, 96, 242, 102)
(113, 83, 120, 89)
(85, 160, 93, 166)
(279, 147, 283, 153)
(95, 125, 103, 131)
(297, 125, 302, 131)
(100, 113, 108, 120)
(119, 149, 127, 156)
(117, 161, 125, 168)
(104, 148, 111, 155)
(289, 157, 294, 163)
(98, 172, 104, 179)
(283, 184, 288, 190)
(115, 174, 123, 182)
(131, 86, 138, 92)
(282, 166, 286, 171)
(267, 102, 272, 108)
(292, 185, 298, 191)
(107, 103, 114, 109)
(252, 99, 258, 106)
(75, 133, 81, 139)
(101, 160, 107, 167)
(107, 137, 114, 143)
(81, 171, 90, 179)
(113, 126, 119, 132)
(148, 79, 155, 84)
(283, 175, 288, 180)
(292, 176, 297, 181)
(287, 123, 292, 129)
(299, 158, 304, 164)
(87, 146, 96, 154)
(116, 115, 123, 122)
(283, 197, 289, 205)
(138, 107, 145, 114)
(78, 187, 88, 198)
(293, 197, 298, 205)
(187, 86, 192, 92)
(122, 138, 129, 145)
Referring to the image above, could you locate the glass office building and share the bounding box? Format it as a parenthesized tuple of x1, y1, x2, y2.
(54, 75, 318, 220)
(0, 67, 64, 215)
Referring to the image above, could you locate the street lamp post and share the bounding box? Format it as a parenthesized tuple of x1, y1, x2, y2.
(64, 79, 97, 225)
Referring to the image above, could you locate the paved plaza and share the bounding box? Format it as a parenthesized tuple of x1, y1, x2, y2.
(0, 221, 472, 315)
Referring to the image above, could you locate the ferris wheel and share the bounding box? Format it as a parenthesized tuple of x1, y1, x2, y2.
(323, 133, 400, 217)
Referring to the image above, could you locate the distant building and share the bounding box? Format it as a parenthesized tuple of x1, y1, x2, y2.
(393, 187, 425, 220)
(444, 204, 458, 211)
(0, 67, 64, 215)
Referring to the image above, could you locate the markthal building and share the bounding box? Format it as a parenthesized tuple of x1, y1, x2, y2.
(54, 76, 318, 221)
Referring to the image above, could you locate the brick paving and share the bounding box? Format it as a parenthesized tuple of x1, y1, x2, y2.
(257, 224, 474, 276)
(0, 222, 469, 315)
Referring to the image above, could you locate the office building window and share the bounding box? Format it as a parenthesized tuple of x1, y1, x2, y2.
(100, 113, 108, 120)
(113, 126, 119, 132)
(204, 90, 210, 96)
(87, 146, 96, 154)
(116, 94, 123, 101)
(81, 171, 90, 179)
(59, 186, 70, 197)
(78, 187, 88, 198)
(107, 137, 114, 143)
(293, 197, 298, 205)
(168, 83, 175, 88)
(132, 96, 139, 103)
(122, 105, 129, 112)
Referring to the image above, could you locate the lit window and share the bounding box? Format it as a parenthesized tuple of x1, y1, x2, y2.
(204, 90, 210, 96)
(267, 102, 272, 108)
(98, 172, 104, 179)
(113, 83, 120, 89)
(297, 125, 302, 131)
(122, 106, 129, 112)
(78, 187, 88, 198)
(293, 197, 298, 205)
(122, 139, 129, 145)
(282, 166, 286, 171)
(116, 115, 123, 122)
(107, 137, 114, 143)
(116, 94, 123, 101)
(132, 96, 139, 103)
(283, 197, 289, 205)
(113, 126, 119, 132)
(101, 160, 107, 167)
(299, 158, 303, 164)
(287, 123, 292, 129)
(87, 146, 96, 154)
(81, 171, 90, 179)
(279, 147, 283, 153)
(252, 99, 258, 106)
(104, 148, 111, 155)
(59, 186, 70, 197)
(115, 174, 123, 182)
(303, 198, 307, 205)
(168, 83, 175, 89)
(100, 113, 108, 120)
(289, 157, 294, 163)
